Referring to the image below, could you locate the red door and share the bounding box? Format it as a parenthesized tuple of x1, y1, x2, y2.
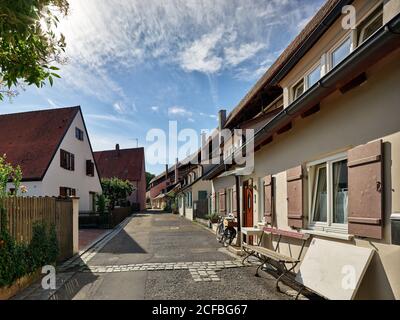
(243, 180, 254, 244)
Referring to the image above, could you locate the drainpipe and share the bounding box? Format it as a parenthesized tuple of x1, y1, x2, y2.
(235, 175, 242, 247)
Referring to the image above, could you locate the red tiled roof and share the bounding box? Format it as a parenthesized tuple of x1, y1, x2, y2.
(94, 147, 145, 182)
(0, 106, 80, 180)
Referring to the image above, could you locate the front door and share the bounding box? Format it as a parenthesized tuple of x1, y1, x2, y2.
(243, 180, 254, 244)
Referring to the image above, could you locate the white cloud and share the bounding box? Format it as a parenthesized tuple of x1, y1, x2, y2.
(151, 106, 159, 112)
(179, 28, 224, 74)
(225, 42, 265, 66)
(52, 0, 324, 107)
(168, 106, 192, 117)
(86, 113, 137, 126)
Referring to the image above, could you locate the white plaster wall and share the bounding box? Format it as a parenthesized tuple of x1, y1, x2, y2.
(241, 49, 400, 299)
(6, 181, 43, 197)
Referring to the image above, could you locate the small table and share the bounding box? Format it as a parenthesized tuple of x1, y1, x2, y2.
(241, 227, 264, 246)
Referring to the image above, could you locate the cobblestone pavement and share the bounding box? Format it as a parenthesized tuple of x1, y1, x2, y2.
(14, 212, 291, 300)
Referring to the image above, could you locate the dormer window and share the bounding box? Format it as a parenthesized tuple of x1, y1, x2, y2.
(357, 5, 383, 46)
(292, 79, 304, 101)
(75, 127, 84, 141)
(307, 64, 321, 88)
(330, 37, 352, 69)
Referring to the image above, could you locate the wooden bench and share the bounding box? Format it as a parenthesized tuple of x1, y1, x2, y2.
(242, 227, 310, 293)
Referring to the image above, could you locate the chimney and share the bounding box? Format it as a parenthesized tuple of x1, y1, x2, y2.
(175, 158, 178, 184)
(116, 144, 120, 156)
(218, 109, 227, 131)
(165, 164, 169, 184)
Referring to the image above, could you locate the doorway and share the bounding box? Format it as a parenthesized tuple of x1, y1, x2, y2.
(243, 180, 254, 244)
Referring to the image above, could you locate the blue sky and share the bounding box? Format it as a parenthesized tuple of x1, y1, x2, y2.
(0, 0, 324, 175)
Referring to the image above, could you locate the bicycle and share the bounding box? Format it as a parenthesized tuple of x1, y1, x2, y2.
(216, 213, 237, 247)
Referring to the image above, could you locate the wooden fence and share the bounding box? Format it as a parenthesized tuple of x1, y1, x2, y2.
(0, 197, 73, 262)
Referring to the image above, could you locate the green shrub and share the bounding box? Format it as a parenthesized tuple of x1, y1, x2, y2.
(0, 216, 59, 288)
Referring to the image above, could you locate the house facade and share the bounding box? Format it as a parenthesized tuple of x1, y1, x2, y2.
(204, 0, 400, 299)
(0, 106, 102, 212)
(94, 145, 146, 210)
(177, 158, 214, 221)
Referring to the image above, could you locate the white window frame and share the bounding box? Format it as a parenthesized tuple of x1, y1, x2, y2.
(327, 33, 355, 71)
(307, 152, 348, 234)
(290, 61, 321, 103)
(291, 78, 305, 102)
(357, 5, 384, 46)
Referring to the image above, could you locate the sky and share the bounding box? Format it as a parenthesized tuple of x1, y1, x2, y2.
(0, 0, 324, 175)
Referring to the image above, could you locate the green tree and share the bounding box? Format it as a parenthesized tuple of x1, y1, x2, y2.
(0, 0, 69, 100)
(145, 172, 155, 189)
(101, 178, 134, 209)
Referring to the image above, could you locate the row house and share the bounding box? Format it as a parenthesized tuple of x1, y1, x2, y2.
(176, 148, 216, 221)
(148, 160, 197, 209)
(204, 0, 400, 299)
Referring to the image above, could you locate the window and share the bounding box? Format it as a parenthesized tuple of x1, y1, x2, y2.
(357, 6, 383, 46)
(89, 192, 96, 211)
(75, 127, 84, 141)
(306, 64, 321, 88)
(308, 154, 348, 233)
(60, 149, 75, 171)
(86, 160, 95, 176)
(59, 187, 76, 197)
(331, 37, 352, 69)
(292, 79, 304, 101)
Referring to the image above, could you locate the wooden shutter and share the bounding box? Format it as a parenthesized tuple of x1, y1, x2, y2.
(219, 189, 226, 213)
(212, 193, 216, 213)
(60, 150, 66, 168)
(86, 160, 94, 176)
(347, 140, 383, 239)
(59, 187, 66, 197)
(287, 166, 304, 229)
(264, 175, 273, 225)
(71, 154, 75, 171)
(232, 189, 237, 217)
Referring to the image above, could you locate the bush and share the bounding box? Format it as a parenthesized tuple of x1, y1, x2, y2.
(101, 178, 134, 209)
(0, 211, 59, 288)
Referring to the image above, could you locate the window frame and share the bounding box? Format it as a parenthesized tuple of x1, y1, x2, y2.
(305, 62, 321, 90)
(327, 33, 353, 71)
(357, 6, 383, 46)
(60, 149, 75, 171)
(291, 61, 321, 103)
(75, 127, 84, 141)
(307, 152, 348, 234)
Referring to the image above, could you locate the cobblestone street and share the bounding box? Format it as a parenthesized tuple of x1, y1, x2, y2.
(15, 212, 290, 300)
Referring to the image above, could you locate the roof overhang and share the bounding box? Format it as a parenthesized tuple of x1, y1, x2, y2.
(205, 14, 400, 180)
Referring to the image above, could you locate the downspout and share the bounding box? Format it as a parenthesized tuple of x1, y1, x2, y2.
(235, 175, 242, 247)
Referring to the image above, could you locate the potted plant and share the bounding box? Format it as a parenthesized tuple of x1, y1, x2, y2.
(205, 213, 219, 228)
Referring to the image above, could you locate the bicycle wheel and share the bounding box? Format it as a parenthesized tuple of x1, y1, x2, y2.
(223, 228, 236, 247)
(216, 223, 224, 242)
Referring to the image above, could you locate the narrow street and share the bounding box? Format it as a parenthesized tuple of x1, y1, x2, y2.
(16, 212, 289, 300)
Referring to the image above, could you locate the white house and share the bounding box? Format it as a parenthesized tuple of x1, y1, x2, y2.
(0, 106, 102, 212)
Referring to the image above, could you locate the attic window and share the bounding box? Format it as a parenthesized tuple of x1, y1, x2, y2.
(292, 79, 304, 101)
(75, 127, 84, 141)
(357, 6, 383, 46)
